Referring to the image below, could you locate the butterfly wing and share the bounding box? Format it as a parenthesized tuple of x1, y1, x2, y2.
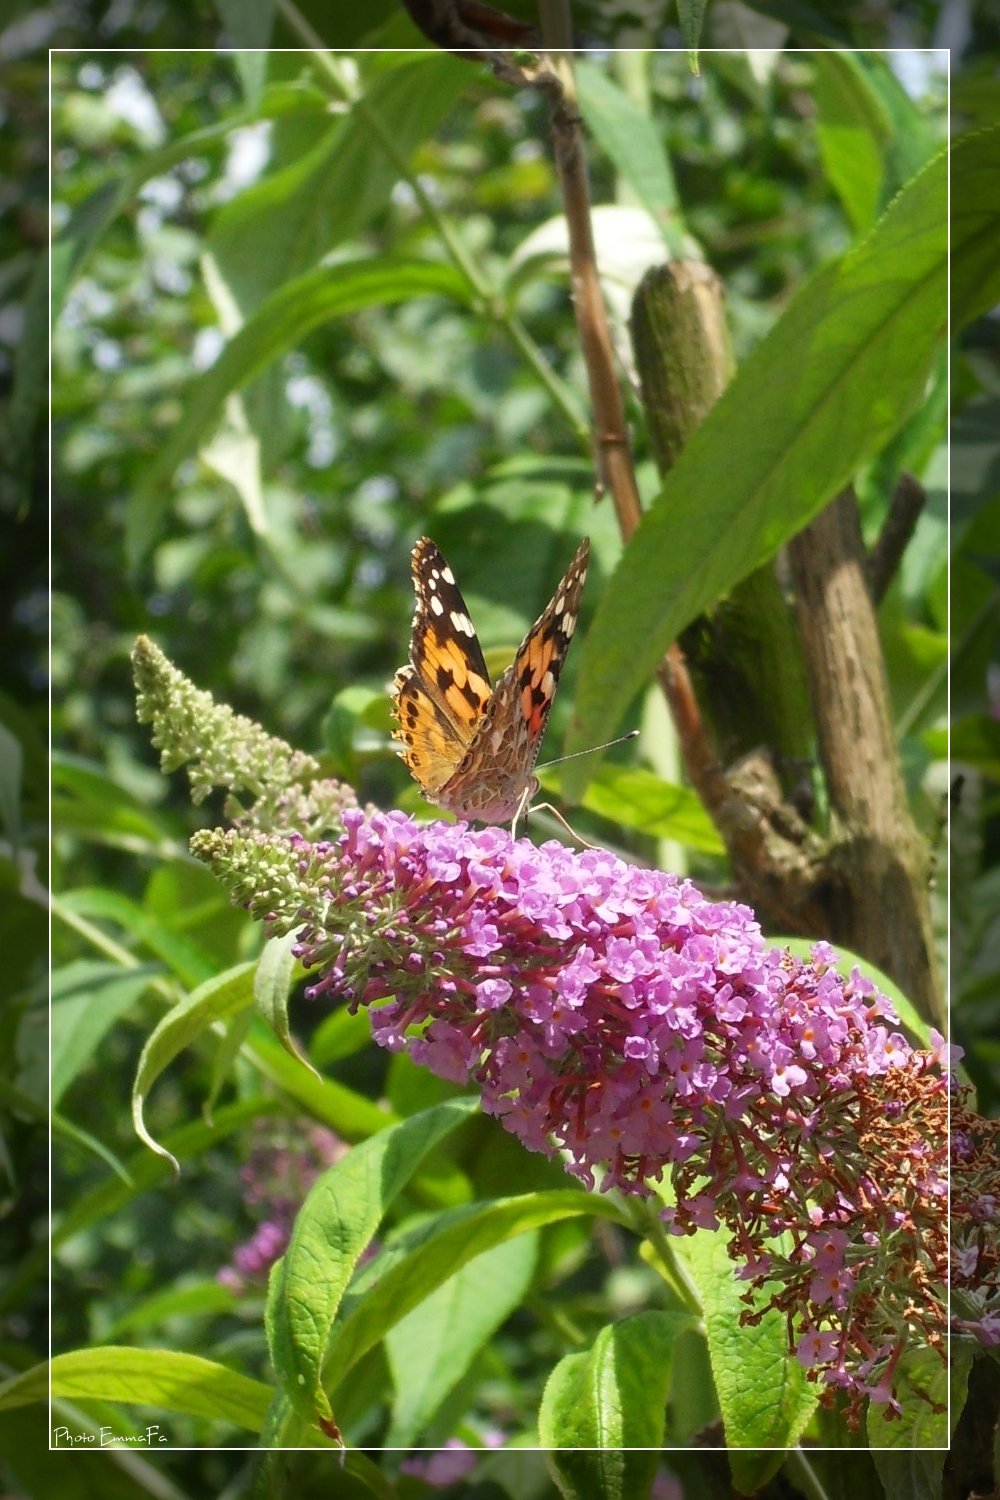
(436, 536, 590, 821)
(391, 538, 493, 795)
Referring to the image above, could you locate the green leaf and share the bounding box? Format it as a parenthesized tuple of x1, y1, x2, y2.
(51, 961, 159, 1106)
(246, 1025, 398, 1144)
(676, 0, 708, 53)
(50, 83, 329, 325)
(107, 1279, 237, 1338)
(131, 962, 257, 1168)
(869, 1448, 949, 1499)
(575, 63, 681, 241)
(47, 1099, 272, 1270)
(125, 259, 471, 569)
(212, 0, 274, 49)
(539, 1310, 694, 1487)
(308, 1004, 376, 1069)
(567, 148, 947, 781)
(51, 1108, 133, 1185)
(812, 53, 890, 235)
(1, 1350, 271, 1434)
(6, 255, 49, 506)
(561, 763, 724, 853)
(57, 888, 216, 990)
(228, 48, 270, 107)
(0, 721, 22, 849)
(739, 0, 854, 42)
(52, 753, 185, 860)
(206, 1006, 255, 1115)
(324, 1191, 619, 1400)
(861, 56, 942, 195)
(385, 1232, 537, 1447)
(677, 1228, 816, 1477)
(951, 126, 1000, 331)
(254, 932, 316, 1076)
(266, 1096, 480, 1427)
(323, 684, 387, 779)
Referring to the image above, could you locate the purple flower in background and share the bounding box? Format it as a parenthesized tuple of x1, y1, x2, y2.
(399, 1430, 506, 1486)
(218, 1124, 347, 1293)
(950, 1094, 1000, 1353)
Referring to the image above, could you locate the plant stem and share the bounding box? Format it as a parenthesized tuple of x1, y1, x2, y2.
(626, 1194, 704, 1314)
(52, 897, 180, 1005)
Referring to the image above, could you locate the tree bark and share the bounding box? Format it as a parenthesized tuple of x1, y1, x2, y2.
(788, 492, 941, 1025)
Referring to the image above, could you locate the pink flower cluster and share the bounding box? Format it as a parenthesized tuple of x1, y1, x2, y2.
(183, 800, 949, 1417)
(299, 810, 913, 1184)
(287, 808, 948, 1414)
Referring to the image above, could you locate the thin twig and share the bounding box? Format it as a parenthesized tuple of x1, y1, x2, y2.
(866, 471, 927, 604)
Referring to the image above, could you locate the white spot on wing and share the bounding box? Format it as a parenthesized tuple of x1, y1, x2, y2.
(430, 595, 444, 615)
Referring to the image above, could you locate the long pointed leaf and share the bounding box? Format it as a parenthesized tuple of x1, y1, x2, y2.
(566, 148, 947, 780)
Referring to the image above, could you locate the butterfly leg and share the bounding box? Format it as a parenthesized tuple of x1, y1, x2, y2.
(509, 781, 535, 842)
(525, 802, 598, 850)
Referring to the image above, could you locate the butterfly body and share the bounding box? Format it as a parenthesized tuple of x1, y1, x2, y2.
(392, 536, 589, 825)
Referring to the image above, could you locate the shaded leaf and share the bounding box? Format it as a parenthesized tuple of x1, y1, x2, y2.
(951, 126, 1000, 331)
(539, 1310, 694, 1490)
(51, 961, 159, 1105)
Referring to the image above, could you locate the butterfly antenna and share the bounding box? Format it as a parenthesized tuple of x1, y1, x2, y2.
(535, 728, 639, 773)
(514, 731, 640, 847)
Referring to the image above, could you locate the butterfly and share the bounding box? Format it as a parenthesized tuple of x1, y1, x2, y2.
(391, 535, 590, 827)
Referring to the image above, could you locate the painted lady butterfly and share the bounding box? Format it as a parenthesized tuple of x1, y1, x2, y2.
(392, 535, 590, 825)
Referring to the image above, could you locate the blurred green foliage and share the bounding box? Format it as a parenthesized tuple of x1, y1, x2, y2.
(0, 3, 994, 1491)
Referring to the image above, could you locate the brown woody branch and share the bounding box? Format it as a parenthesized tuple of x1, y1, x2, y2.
(788, 491, 942, 1026)
(523, 49, 728, 829)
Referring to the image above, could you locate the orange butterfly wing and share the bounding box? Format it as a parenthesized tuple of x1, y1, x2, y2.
(392, 536, 589, 824)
